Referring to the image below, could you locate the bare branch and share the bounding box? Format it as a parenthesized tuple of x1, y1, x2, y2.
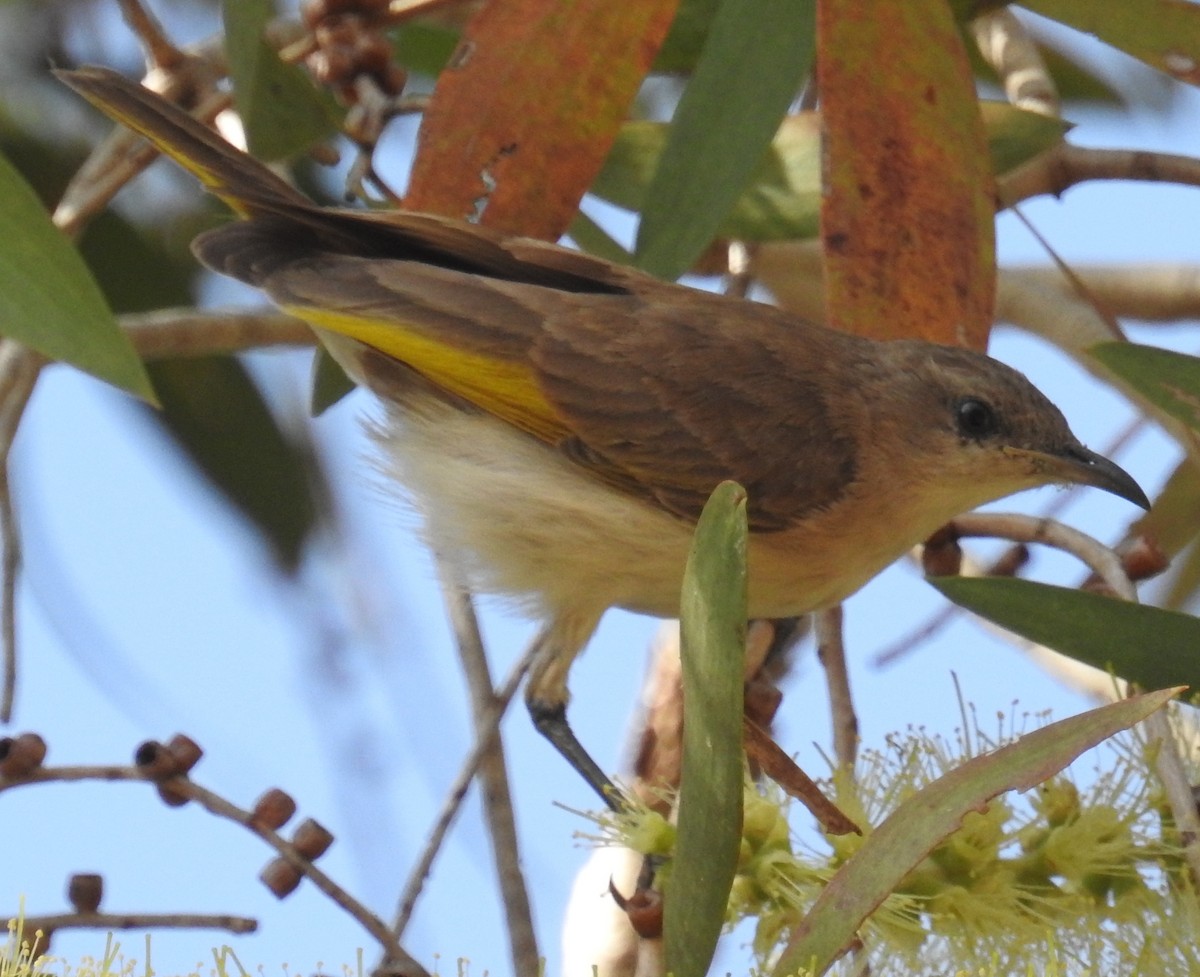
(815, 606, 858, 770)
(117, 0, 186, 71)
(18, 910, 256, 938)
(754, 242, 1200, 332)
(1001, 143, 1200, 208)
(437, 572, 539, 976)
(996, 266, 1133, 351)
(0, 343, 38, 723)
(1003, 263, 1200, 323)
(1143, 710, 1200, 888)
(121, 308, 315, 360)
(948, 512, 1137, 601)
(392, 648, 533, 938)
(2, 760, 429, 977)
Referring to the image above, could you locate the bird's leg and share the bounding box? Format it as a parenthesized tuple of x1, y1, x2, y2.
(525, 612, 628, 812)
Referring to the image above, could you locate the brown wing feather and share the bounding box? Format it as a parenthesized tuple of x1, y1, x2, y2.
(531, 291, 862, 530)
(196, 215, 862, 533)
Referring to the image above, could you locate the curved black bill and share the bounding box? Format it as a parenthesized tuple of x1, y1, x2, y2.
(1059, 445, 1151, 510)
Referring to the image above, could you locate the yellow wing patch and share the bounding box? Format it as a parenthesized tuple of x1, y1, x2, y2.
(287, 304, 570, 444)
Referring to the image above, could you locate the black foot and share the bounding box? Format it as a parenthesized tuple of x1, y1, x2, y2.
(529, 700, 628, 812)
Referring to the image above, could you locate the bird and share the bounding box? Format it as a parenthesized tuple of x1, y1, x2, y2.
(60, 66, 1149, 807)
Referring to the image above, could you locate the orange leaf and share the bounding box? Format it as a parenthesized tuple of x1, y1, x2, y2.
(404, 0, 680, 239)
(818, 0, 995, 349)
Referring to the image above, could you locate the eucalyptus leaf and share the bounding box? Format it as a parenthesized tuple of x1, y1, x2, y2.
(653, 0, 723, 73)
(980, 101, 1070, 175)
(223, 0, 337, 161)
(932, 577, 1200, 694)
(634, 0, 816, 279)
(0, 150, 154, 401)
(1090, 342, 1200, 434)
(394, 22, 461, 78)
(595, 103, 1066, 248)
(668, 480, 748, 977)
(1020, 0, 1200, 84)
(567, 212, 634, 265)
(310, 346, 357, 416)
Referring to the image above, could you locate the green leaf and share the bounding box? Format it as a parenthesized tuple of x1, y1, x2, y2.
(1090, 342, 1200, 433)
(595, 104, 1060, 248)
(773, 686, 1178, 975)
(222, 0, 337, 161)
(310, 346, 356, 416)
(668, 480, 748, 977)
(979, 101, 1070, 175)
(634, 0, 816, 279)
(567, 212, 634, 265)
(0, 150, 154, 401)
(394, 22, 461, 78)
(147, 355, 323, 573)
(1020, 0, 1200, 86)
(653, 0, 722, 72)
(596, 116, 823, 243)
(931, 577, 1200, 693)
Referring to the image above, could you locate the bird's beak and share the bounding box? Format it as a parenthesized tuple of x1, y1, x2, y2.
(1008, 444, 1151, 510)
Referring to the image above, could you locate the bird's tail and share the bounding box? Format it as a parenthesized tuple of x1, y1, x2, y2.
(57, 65, 310, 219)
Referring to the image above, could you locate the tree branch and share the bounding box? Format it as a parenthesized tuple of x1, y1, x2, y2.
(436, 572, 540, 976)
(1001, 143, 1200, 207)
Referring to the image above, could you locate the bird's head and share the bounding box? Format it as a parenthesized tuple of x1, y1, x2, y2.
(860, 342, 1149, 514)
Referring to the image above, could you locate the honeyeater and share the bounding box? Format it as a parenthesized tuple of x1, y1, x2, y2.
(61, 66, 1149, 805)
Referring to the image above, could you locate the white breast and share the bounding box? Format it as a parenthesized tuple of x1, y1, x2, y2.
(369, 395, 946, 625)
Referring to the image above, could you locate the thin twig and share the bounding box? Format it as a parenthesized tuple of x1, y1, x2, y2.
(436, 572, 540, 976)
(121, 308, 315, 360)
(180, 778, 426, 977)
(815, 606, 857, 771)
(877, 511, 1138, 678)
(1002, 263, 1200, 323)
(17, 911, 256, 937)
(117, 0, 186, 70)
(392, 647, 534, 938)
(1000, 143, 1200, 208)
(2, 763, 429, 977)
(1142, 710, 1200, 888)
(948, 512, 1137, 601)
(1009, 204, 1129, 345)
(0, 343, 39, 723)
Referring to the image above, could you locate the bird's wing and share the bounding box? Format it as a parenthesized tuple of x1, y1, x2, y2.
(531, 291, 861, 529)
(201, 220, 860, 531)
(195, 218, 575, 445)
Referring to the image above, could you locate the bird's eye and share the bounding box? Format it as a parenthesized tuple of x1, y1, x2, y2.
(955, 397, 998, 439)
